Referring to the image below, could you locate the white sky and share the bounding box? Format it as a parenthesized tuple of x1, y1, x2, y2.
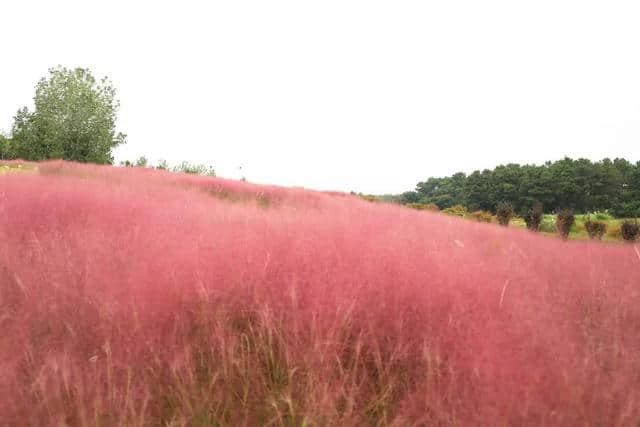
(1, 1, 640, 194)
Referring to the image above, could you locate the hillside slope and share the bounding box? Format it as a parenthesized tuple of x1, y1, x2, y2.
(2, 162, 640, 426)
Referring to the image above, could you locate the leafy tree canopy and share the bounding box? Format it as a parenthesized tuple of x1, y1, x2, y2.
(9, 66, 126, 164)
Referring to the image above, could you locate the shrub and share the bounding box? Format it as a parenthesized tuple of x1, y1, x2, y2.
(469, 210, 493, 223)
(556, 209, 575, 239)
(407, 202, 439, 211)
(584, 217, 607, 240)
(524, 203, 544, 231)
(495, 202, 514, 226)
(442, 204, 468, 217)
(620, 220, 639, 242)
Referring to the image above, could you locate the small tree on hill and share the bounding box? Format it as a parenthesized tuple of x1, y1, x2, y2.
(10, 66, 126, 164)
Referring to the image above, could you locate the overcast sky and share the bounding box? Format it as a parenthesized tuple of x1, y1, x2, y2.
(1, 1, 639, 194)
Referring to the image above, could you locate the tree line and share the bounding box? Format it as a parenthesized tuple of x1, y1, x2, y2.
(400, 157, 640, 218)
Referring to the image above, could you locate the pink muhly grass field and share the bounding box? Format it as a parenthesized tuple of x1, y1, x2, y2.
(1, 161, 640, 426)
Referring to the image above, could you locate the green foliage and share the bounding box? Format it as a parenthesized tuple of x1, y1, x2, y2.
(442, 204, 468, 217)
(135, 156, 148, 167)
(155, 159, 169, 170)
(0, 134, 11, 159)
(556, 209, 575, 240)
(119, 158, 214, 176)
(172, 161, 215, 176)
(612, 201, 640, 219)
(409, 157, 640, 217)
(584, 217, 607, 240)
(10, 66, 126, 164)
(399, 191, 421, 204)
(524, 202, 544, 231)
(406, 202, 439, 211)
(620, 220, 639, 242)
(495, 202, 514, 226)
(469, 210, 493, 223)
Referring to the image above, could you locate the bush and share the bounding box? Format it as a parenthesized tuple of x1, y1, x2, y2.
(469, 210, 493, 223)
(584, 218, 607, 240)
(620, 220, 639, 242)
(524, 203, 544, 231)
(556, 209, 575, 239)
(442, 204, 468, 217)
(495, 202, 514, 226)
(406, 202, 439, 211)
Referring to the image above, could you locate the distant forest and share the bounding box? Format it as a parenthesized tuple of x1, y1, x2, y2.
(400, 157, 640, 218)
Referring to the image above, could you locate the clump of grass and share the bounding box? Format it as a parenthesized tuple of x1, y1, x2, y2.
(584, 217, 607, 240)
(495, 201, 514, 226)
(523, 203, 543, 231)
(556, 209, 575, 239)
(621, 219, 639, 242)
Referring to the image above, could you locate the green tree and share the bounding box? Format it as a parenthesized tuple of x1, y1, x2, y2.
(0, 133, 11, 159)
(10, 66, 126, 163)
(465, 170, 494, 211)
(399, 191, 420, 204)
